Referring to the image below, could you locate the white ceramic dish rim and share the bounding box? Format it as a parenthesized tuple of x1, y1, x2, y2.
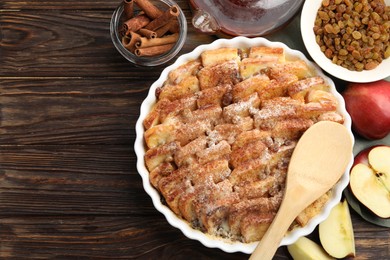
(134, 36, 354, 254)
(301, 0, 390, 83)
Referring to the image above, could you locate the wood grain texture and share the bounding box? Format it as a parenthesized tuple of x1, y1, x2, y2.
(0, 216, 253, 259)
(1, 0, 187, 10)
(0, 78, 148, 144)
(1, 0, 119, 10)
(0, 0, 389, 259)
(0, 145, 147, 215)
(1, 145, 389, 259)
(0, 7, 215, 77)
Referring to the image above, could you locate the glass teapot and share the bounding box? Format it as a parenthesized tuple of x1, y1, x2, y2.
(189, 0, 304, 37)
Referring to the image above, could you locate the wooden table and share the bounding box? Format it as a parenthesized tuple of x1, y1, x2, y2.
(1, 1, 389, 258)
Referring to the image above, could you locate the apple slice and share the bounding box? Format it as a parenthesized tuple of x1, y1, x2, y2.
(287, 236, 335, 260)
(319, 200, 355, 258)
(350, 146, 390, 218)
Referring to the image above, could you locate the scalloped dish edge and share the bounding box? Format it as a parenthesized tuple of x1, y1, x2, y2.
(134, 36, 354, 254)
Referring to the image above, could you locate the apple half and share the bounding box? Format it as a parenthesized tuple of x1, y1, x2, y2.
(350, 145, 390, 218)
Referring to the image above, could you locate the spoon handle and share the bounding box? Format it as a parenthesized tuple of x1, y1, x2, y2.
(249, 199, 299, 260)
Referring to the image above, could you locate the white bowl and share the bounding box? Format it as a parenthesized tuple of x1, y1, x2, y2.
(134, 37, 354, 254)
(301, 0, 390, 83)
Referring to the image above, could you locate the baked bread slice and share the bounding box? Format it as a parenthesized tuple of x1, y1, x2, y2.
(143, 45, 344, 243)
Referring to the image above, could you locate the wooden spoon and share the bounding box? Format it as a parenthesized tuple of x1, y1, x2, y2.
(249, 121, 353, 260)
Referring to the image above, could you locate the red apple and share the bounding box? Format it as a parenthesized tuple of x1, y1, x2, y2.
(349, 145, 390, 218)
(342, 80, 390, 140)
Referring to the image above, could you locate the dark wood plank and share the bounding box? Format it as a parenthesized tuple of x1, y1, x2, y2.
(0, 8, 216, 78)
(1, 145, 389, 257)
(0, 145, 157, 215)
(351, 214, 390, 259)
(1, 0, 187, 10)
(0, 78, 150, 145)
(0, 215, 253, 259)
(0, 10, 118, 77)
(1, 0, 389, 258)
(0, 214, 388, 259)
(1, 0, 119, 10)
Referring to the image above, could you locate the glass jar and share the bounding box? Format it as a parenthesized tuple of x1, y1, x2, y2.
(110, 0, 187, 66)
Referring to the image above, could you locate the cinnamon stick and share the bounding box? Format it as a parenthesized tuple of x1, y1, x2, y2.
(135, 43, 175, 57)
(136, 33, 179, 48)
(134, 0, 163, 19)
(119, 0, 181, 58)
(123, 0, 134, 19)
(155, 19, 179, 37)
(138, 28, 157, 39)
(168, 19, 179, 33)
(123, 14, 150, 34)
(122, 31, 141, 52)
(144, 5, 180, 31)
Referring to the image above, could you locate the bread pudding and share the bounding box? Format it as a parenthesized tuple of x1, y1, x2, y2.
(142, 45, 344, 243)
